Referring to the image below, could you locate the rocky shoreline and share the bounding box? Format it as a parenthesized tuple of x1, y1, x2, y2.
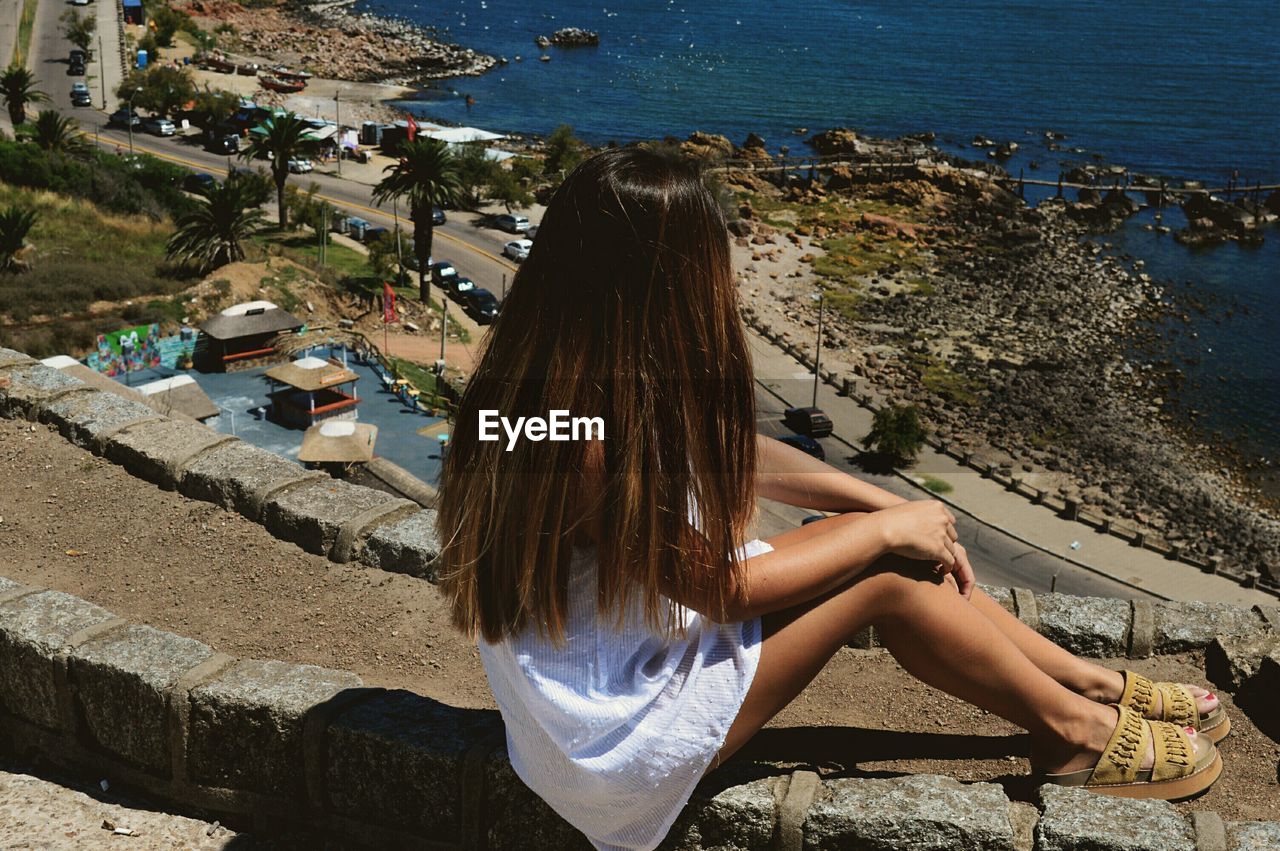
(178, 0, 499, 85)
(705, 133, 1280, 582)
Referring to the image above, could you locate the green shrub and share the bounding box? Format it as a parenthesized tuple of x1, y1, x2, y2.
(861, 404, 926, 466)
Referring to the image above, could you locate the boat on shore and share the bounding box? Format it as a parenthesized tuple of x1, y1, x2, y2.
(261, 75, 306, 93)
(270, 66, 313, 82)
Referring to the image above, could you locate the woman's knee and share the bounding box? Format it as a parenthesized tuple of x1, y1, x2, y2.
(856, 557, 964, 627)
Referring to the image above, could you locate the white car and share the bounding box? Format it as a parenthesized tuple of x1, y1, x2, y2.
(503, 239, 532, 262)
(287, 157, 313, 174)
(143, 117, 176, 136)
(71, 0, 90, 6)
(494, 213, 530, 233)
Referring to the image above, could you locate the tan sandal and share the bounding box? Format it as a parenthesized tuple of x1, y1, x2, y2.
(1117, 669, 1231, 744)
(1041, 704, 1221, 800)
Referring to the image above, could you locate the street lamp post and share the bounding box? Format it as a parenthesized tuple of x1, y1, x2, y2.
(98, 35, 107, 109)
(811, 291, 824, 408)
(127, 86, 142, 156)
(334, 92, 342, 176)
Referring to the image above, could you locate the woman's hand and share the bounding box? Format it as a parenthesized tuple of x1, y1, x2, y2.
(873, 499, 960, 567)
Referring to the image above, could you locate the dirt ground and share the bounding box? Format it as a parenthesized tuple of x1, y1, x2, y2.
(1, 418, 1277, 821)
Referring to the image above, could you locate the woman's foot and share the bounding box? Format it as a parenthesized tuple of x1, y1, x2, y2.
(1087, 669, 1219, 718)
(1036, 704, 1214, 776)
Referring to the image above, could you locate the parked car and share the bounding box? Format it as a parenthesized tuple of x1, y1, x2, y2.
(182, 172, 217, 194)
(67, 57, 86, 76)
(70, 83, 92, 107)
(776, 433, 825, 461)
(205, 134, 239, 154)
(449, 276, 476, 300)
(503, 239, 532, 262)
(494, 213, 530, 234)
(430, 260, 458, 289)
(69, 49, 87, 64)
(107, 108, 141, 129)
(287, 157, 313, 174)
(526, 224, 539, 240)
(782, 406, 833, 439)
(71, 0, 90, 6)
(143, 117, 176, 136)
(462, 288, 500, 324)
(362, 226, 390, 244)
(432, 207, 446, 225)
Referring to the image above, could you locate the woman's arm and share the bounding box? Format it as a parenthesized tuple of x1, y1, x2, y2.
(756, 434, 908, 512)
(668, 500, 961, 622)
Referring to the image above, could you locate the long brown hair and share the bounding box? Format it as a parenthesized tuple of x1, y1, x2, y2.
(438, 146, 756, 644)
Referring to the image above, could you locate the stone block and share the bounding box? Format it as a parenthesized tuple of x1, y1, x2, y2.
(658, 777, 778, 851)
(1035, 784, 1194, 851)
(357, 510, 441, 579)
(261, 478, 402, 558)
(0, 346, 35, 368)
(1205, 632, 1280, 691)
(187, 659, 361, 797)
(804, 774, 1016, 850)
(980, 584, 1015, 614)
(1037, 593, 1131, 657)
(180, 440, 307, 519)
(103, 418, 230, 490)
(1153, 601, 1267, 654)
(484, 749, 593, 851)
(0, 364, 84, 419)
(1227, 821, 1280, 851)
(326, 690, 500, 837)
(69, 625, 214, 774)
(0, 590, 115, 729)
(40, 390, 158, 450)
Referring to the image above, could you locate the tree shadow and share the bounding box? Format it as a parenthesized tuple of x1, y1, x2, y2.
(846, 449, 906, 475)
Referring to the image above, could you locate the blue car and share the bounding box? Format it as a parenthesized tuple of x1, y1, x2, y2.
(776, 433, 825, 461)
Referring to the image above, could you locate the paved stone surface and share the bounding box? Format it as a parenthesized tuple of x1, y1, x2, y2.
(1035, 784, 1195, 851)
(804, 774, 1016, 850)
(660, 777, 778, 851)
(1154, 601, 1268, 654)
(0, 590, 115, 729)
(70, 625, 215, 774)
(358, 508, 442, 579)
(41, 390, 159, 449)
(326, 689, 500, 837)
(187, 658, 361, 797)
(180, 439, 308, 518)
(0, 763, 249, 849)
(1036, 593, 1131, 657)
(261, 478, 402, 557)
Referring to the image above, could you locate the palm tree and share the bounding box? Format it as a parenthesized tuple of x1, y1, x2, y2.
(30, 109, 86, 154)
(372, 138, 460, 301)
(239, 111, 314, 229)
(165, 180, 265, 272)
(1, 64, 46, 128)
(0, 205, 37, 272)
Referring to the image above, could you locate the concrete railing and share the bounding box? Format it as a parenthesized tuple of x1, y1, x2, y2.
(4, 345, 1280, 848)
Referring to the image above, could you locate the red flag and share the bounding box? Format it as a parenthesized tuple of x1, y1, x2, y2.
(406, 114, 418, 142)
(383, 282, 397, 323)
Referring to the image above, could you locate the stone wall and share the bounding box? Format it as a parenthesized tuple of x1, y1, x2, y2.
(4, 347, 1280, 848)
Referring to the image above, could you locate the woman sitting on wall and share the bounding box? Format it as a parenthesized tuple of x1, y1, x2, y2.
(437, 148, 1225, 851)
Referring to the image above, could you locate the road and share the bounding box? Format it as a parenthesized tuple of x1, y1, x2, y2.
(20, 11, 1157, 602)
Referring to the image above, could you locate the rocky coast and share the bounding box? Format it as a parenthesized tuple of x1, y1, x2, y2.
(703, 131, 1280, 584)
(176, 0, 498, 85)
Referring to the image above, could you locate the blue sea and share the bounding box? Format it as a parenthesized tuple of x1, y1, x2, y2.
(362, 0, 1280, 484)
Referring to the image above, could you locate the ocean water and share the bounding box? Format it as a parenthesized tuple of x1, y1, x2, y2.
(362, 0, 1280, 479)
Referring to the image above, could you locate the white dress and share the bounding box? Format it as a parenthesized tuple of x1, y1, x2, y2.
(477, 538, 772, 851)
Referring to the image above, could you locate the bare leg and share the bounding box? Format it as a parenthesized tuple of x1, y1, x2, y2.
(713, 553, 1118, 776)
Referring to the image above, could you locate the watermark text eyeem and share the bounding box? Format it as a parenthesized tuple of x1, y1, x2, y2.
(478, 410, 605, 451)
